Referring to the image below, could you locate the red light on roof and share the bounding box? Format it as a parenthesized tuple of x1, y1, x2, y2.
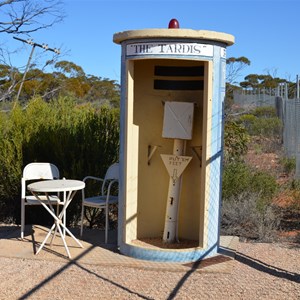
(168, 19, 180, 29)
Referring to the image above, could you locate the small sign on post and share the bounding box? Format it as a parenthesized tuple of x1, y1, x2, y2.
(161, 154, 192, 183)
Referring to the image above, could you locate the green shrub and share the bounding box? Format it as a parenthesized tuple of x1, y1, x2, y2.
(237, 106, 282, 140)
(0, 96, 120, 224)
(253, 117, 282, 137)
(290, 178, 300, 191)
(222, 162, 252, 199)
(280, 157, 296, 174)
(238, 113, 282, 137)
(252, 106, 277, 118)
(223, 120, 250, 163)
(237, 114, 256, 133)
(222, 162, 279, 241)
(250, 171, 278, 211)
(222, 162, 278, 202)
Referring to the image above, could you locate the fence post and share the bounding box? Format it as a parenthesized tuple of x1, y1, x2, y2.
(297, 75, 299, 99)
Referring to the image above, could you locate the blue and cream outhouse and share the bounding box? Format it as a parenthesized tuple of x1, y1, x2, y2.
(113, 20, 234, 262)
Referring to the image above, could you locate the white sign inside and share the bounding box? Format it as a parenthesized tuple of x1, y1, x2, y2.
(161, 154, 192, 182)
(126, 42, 214, 57)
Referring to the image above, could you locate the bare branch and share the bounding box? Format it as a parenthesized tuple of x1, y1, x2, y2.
(0, 0, 64, 34)
(226, 56, 251, 85)
(0, 1, 17, 8)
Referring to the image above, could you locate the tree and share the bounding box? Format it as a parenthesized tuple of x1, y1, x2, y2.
(53, 61, 120, 107)
(225, 57, 251, 110)
(240, 74, 287, 90)
(0, 63, 18, 101)
(0, 59, 120, 106)
(226, 56, 251, 85)
(0, 0, 65, 102)
(0, 0, 64, 34)
(54, 61, 85, 78)
(84, 76, 120, 107)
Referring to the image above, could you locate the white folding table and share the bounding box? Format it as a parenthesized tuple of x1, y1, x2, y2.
(27, 179, 85, 258)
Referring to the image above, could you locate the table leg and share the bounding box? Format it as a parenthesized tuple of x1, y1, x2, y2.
(59, 224, 84, 248)
(56, 221, 71, 258)
(58, 190, 84, 249)
(49, 224, 59, 247)
(32, 189, 84, 258)
(35, 223, 56, 255)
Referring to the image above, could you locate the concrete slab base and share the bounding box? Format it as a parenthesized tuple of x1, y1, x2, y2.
(0, 224, 238, 273)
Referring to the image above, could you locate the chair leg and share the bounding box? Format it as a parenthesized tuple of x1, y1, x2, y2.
(63, 191, 66, 237)
(105, 206, 109, 244)
(80, 204, 84, 237)
(21, 199, 25, 239)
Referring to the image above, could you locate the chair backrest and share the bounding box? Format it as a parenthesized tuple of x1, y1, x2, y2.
(23, 162, 60, 181)
(22, 162, 60, 199)
(104, 163, 119, 181)
(102, 163, 119, 195)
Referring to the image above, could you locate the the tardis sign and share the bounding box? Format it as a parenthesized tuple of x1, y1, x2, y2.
(126, 42, 214, 57)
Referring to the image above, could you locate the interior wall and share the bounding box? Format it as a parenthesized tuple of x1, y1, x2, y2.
(131, 58, 207, 241)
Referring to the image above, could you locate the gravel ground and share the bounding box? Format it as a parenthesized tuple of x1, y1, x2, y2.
(0, 241, 299, 300)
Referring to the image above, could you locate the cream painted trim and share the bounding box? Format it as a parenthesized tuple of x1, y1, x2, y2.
(199, 61, 213, 247)
(123, 60, 139, 243)
(113, 29, 234, 46)
(125, 124, 139, 243)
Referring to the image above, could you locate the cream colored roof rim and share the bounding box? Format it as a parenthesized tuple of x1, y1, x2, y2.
(113, 29, 234, 46)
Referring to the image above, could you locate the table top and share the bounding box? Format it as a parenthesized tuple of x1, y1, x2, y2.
(28, 179, 85, 193)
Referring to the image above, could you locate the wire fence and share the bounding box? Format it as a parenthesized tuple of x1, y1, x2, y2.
(233, 88, 300, 178)
(233, 83, 290, 108)
(278, 97, 300, 178)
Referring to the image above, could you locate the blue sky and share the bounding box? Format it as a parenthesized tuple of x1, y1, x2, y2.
(3, 0, 300, 84)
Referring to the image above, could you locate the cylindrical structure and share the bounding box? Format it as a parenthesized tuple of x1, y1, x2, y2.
(114, 26, 234, 262)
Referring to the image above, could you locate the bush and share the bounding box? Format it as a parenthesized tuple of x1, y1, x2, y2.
(250, 171, 278, 211)
(237, 114, 256, 133)
(0, 96, 120, 225)
(222, 162, 279, 241)
(238, 114, 282, 137)
(221, 192, 281, 241)
(252, 106, 277, 118)
(222, 162, 278, 203)
(222, 162, 252, 199)
(223, 120, 250, 163)
(280, 157, 296, 174)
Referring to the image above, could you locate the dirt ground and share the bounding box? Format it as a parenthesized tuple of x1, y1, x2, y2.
(0, 224, 299, 300)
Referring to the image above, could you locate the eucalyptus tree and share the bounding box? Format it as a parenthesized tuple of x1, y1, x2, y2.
(0, 0, 65, 103)
(226, 56, 251, 85)
(225, 56, 251, 110)
(240, 74, 287, 91)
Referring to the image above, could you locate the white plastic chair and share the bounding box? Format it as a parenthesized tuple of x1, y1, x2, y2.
(21, 162, 63, 239)
(80, 163, 119, 244)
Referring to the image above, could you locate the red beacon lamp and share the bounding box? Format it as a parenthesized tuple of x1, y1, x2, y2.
(168, 18, 180, 29)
